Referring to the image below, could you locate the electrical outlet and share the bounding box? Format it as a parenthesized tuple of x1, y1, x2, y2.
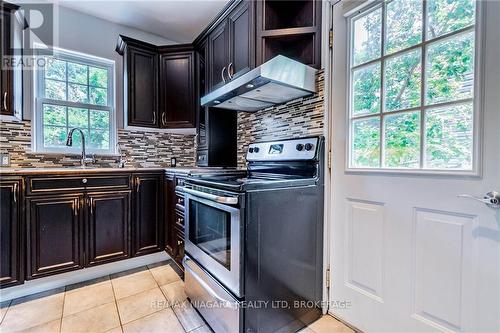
(0, 153, 11, 167)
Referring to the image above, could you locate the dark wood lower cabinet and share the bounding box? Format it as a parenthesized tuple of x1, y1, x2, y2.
(0, 178, 23, 288)
(26, 195, 84, 279)
(86, 191, 131, 266)
(165, 174, 186, 269)
(133, 174, 163, 256)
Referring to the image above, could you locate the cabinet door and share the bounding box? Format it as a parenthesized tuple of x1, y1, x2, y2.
(133, 175, 163, 256)
(160, 52, 196, 128)
(86, 191, 131, 266)
(208, 21, 228, 91)
(0, 7, 14, 116)
(27, 195, 84, 279)
(0, 179, 23, 288)
(228, 0, 254, 80)
(164, 175, 176, 256)
(127, 46, 159, 128)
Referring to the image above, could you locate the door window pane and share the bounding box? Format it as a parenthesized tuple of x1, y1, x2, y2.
(352, 7, 382, 66)
(189, 201, 231, 269)
(427, 0, 475, 40)
(425, 103, 473, 169)
(352, 63, 381, 116)
(351, 117, 381, 168)
(384, 112, 421, 168)
(384, 49, 421, 112)
(385, 0, 422, 54)
(426, 31, 475, 105)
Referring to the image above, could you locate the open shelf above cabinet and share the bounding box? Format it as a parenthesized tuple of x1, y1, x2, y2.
(264, 0, 314, 30)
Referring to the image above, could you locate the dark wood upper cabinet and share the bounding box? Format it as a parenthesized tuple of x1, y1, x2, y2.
(228, 0, 254, 80)
(159, 46, 196, 128)
(208, 22, 229, 91)
(133, 174, 163, 256)
(0, 178, 23, 288)
(117, 36, 159, 128)
(26, 195, 84, 279)
(86, 191, 131, 266)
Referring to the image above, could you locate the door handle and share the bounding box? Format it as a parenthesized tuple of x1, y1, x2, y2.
(227, 62, 234, 80)
(13, 183, 18, 203)
(221, 67, 227, 83)
(152, 111, 156, 123)
(458, 191, 500, 208)
(3, 92, 7, 111)
(181, 187, 238, 205)
(161, 113, 167, 126)
(136, 177, 141, 193)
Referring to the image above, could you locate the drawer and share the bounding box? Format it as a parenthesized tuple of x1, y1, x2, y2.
(27, 175, 131, 195)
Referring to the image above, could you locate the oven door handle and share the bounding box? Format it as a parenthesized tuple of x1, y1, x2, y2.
(181, 187, 238, 205)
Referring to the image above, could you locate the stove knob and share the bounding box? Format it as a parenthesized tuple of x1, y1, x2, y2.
(254, 147, 260, 153)
(249, 147, 254, 153)
(296, 144, 304, 151)
(305, 143, 314, 151)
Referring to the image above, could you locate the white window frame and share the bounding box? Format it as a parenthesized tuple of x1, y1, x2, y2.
(345, 0, 484, 176)
(33, 46, 117, 155)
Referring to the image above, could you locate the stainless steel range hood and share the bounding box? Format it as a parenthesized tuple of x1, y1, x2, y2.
(200, 55, 318, 112)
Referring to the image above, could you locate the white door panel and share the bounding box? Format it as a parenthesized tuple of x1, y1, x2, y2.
(329, 1, 500, 332)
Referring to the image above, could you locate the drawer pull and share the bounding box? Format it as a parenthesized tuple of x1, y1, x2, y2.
(13, 183, 18, 203)
(82, 178, 88, 184)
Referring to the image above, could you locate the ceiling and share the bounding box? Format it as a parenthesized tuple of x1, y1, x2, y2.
(55, 0, 231, 43)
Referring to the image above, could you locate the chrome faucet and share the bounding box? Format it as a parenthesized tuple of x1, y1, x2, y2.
(66, 128, 95, 167)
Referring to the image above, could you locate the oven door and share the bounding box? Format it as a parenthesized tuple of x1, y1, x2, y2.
(184, 189, 242, 297)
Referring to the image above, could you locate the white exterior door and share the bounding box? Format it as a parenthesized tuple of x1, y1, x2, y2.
(329, 1, 500, 332)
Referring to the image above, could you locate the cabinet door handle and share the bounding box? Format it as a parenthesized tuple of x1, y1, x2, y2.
(152, 111, 156, 123)
(227, 62, 234, 80)
(3, 92, 7, 112)
(221, 67, 227, 83)
(13, 183, 18, 203)
(161, 113, 166, 126)
(89, 198, 93, 215)
(74, 200, 78, 217)
(136, 177, 141, 192)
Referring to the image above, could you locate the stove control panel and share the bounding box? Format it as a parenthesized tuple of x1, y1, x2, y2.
(246, 137, 319, 161)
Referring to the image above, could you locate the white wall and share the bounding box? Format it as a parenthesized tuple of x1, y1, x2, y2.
(21, 5, 177, 128)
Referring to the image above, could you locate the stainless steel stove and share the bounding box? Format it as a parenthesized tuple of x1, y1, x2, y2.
(179, 136, 325, 333)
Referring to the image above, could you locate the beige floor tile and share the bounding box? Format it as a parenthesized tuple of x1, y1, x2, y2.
(105, 326, 123, 333)
(61, 302, 120, 333)
(1, 288, 64, 332)
(189, 325, 213, 333)
(308, 315, 355, 333)
(65, 276, 111, 293)
(172, 300, 205, 332)
(111, 267, 158, 300)
(116, 288, 167, 324)
(18, 319, 61, 333)
(160, 281, 187, 306)
(299, 328, 316, 333)
(64, 278, 115, 316)
(0, 300, 11, 324)
(122, 308, 184, 333)
(148, 263, 181, 286)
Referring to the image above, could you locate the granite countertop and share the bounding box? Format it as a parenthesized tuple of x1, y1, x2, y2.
(0, 166, 238, 175)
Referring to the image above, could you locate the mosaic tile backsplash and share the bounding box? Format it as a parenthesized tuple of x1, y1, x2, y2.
(0, 71, 324, 169)
(0, 120, 196, 168)
(237, 70, 325, 167)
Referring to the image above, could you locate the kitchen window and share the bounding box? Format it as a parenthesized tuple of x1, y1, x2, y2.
(34, 47, 116, 154)
(347, 0, 479, 172)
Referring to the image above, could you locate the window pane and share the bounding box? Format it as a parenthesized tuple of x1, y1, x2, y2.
(352, 63, 381, 116)
(352, 8, 382, 66)
(89, 130, 110, 150)
(68, 62, 88, 84)
(68, 107, 88, 128)
(90, 87, 107, 106)
(351, 117, 381, 168)
(425, 103, 473, 170)
(90, 110, 110, 129)
(68, 83, 89, 103)
(384, 49, 421, 112)
(427, 0, 475, 40)
(385, 0, 422, 54)
(426, 31, 474, 105)
(45, 79, 66, 100)
(43, 104, 66, 126)
(89, 67, 108, 88)
(43, 126, 68, 148)
(384, 112, 420, 168)
(45, 59, 66, 81)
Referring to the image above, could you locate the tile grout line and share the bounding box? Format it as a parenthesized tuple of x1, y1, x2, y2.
(0, 300, 12, 327)
(109, 273, 125, 332)
(60, 288, 67, 333)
